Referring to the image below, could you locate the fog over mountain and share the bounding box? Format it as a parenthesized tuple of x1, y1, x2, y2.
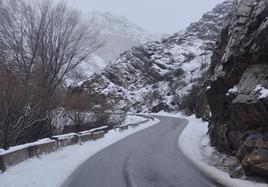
(67, 0, 225, 33)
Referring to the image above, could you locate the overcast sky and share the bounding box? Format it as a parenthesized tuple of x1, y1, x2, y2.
(67, 0, 224, 34)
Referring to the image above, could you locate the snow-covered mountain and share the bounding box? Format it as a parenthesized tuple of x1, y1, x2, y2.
(74, 1, 233, 113)
(89, 11, 162, 43)
(67, 12, 164, 85)
(89, 11, 164, 62)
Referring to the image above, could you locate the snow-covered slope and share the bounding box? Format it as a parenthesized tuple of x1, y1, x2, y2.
(76, 1, 233, 112)
(66, 12, 164, 85)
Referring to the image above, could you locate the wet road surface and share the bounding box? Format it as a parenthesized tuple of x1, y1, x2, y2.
(63, 116, 221, 187)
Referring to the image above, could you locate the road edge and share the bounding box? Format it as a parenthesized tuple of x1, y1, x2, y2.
(150, 112, 266, 187)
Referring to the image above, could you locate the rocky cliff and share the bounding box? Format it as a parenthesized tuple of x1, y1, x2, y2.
(76, 1, 232, 113)
(207, 0, 268, 178)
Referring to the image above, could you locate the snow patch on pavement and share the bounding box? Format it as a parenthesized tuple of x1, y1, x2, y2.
(154, 111, 267, 187)
(0, 117, 159, 187)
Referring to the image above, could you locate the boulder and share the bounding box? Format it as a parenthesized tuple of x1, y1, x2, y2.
(241, 149, 268, 177)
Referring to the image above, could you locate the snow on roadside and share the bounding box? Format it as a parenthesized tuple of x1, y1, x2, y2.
(120, 115, 146, 126)
(154, 111, 267, 187)
(0, 117, 159, 187)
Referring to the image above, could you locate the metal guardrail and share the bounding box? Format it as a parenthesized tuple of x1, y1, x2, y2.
(0, 114, 154, 173)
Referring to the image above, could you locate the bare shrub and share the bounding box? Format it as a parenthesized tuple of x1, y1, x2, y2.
(63, 91, 91, 111)
(180, 85, 201, 115)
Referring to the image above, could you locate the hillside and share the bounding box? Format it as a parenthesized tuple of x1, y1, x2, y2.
(66, 12, 164, 85)
(76, 1, 233, 113)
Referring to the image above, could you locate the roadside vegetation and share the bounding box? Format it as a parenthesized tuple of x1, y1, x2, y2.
(0, 0, 109, 150)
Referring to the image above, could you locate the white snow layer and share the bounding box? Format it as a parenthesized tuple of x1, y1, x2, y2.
(228, 86, 238, 94)
(155, 111, 267, 187)
(255, 85, 268, 99)
(121, 115, 146, 126)
(0, 118, 159, 187)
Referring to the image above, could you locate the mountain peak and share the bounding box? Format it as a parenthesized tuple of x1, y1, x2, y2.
(87, 11, 164, 43)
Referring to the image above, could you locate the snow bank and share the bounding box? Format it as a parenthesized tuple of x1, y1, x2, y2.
(0, 117, 159, 187)
(155, 112, 266, 187)
(120, 115, 146, 126)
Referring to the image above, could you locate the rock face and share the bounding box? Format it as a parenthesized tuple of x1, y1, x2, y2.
(77, 1, 232, 113)
(207, 0, 268, 178)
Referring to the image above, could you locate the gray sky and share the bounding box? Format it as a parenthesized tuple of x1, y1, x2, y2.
(67, 0, 224, 34)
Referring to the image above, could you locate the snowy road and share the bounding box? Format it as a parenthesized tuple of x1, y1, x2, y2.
(62, 116, 221, 187)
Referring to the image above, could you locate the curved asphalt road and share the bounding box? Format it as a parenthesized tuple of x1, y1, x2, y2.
(62, 116, 221, 187)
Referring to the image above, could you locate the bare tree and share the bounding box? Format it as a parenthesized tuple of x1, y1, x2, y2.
(63, 91, 91, 111)
(0, 0, 101, 149)
(68, 112, 86, 133)
(0, 65, 27, 148)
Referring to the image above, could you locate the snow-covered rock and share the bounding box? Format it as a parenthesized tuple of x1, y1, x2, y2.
(255, 85, 268, 99)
